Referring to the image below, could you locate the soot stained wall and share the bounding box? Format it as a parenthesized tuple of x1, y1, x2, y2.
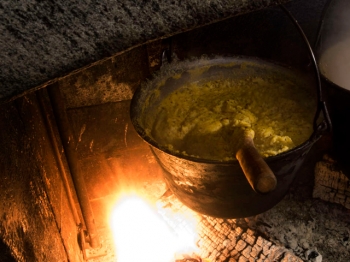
(0, 93, 83, 261)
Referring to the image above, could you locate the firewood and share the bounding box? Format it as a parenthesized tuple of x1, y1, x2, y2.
(313, 155, 350, 209)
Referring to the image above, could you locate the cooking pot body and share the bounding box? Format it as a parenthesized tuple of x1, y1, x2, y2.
(151, 142, 312, 218)
(130, 56, 319, 218)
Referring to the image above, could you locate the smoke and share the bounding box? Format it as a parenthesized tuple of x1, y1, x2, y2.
(318, 0, 350, 90)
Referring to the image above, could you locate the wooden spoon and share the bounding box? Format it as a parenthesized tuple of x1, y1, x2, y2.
(235, 129, 277, 194)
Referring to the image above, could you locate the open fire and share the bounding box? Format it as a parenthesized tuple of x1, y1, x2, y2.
(103, 189, 302, 262)
(109, 193, 201, 262)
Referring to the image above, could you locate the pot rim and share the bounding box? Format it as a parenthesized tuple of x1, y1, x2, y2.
(130, 55, 319, 165)
(137, 131, 315, 164)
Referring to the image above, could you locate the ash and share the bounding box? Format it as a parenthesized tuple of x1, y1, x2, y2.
(249, 159, 350, 262)
(253, 198, 350, 262)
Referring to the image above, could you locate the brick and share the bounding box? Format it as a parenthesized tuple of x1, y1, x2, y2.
(228, 232, 239, 242)
(227, 219, 236, 225)
(215, 223, 222, 232)
(227, 244, 235, 251)
(217, 218, 224, 224)
(236, 240, 248, 252)
(245, 234, 256, 246)
(242, 245, 252, 259)
(246, 228, 255, 236)
(259, 253, 266, 260)
(208, 249, 218, 261)
(221, 248, 229, 257)
(238, 256, 249, 262)
(262, 243, 272, 256)
(218, 254, 228, 262)
(235, 227, 244, 237)
(256, 236, 268, 247)
(230, 249, 239, 257)
(217, 244, 225, 251)
(250, 245, 262, 258)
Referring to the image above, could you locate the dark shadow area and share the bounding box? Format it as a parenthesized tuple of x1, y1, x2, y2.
(0, 238, 16, 262)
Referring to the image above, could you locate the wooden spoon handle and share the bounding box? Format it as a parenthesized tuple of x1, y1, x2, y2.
(236, 137, 277, 193)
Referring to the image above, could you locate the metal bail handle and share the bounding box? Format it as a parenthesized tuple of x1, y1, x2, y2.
(280, 4, 332, 142)
(160, 6, 332, 142)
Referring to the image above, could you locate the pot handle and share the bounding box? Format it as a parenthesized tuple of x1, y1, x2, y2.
(236, 132, 277, 194)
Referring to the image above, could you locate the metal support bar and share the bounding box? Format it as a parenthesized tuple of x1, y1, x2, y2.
(46, 84, 100, 249)
(36, 89, 82, 227)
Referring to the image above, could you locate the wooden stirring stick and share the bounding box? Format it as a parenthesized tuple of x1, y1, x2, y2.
(236, 129, 277, 194)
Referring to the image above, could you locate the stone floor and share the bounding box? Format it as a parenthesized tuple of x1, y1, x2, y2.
(66, 101, 350, 262)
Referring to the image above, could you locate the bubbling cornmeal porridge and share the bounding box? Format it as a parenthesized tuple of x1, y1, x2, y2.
(142, 61, 316, 161)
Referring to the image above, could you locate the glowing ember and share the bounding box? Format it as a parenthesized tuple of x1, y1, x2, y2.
(110, 194, 200, 262)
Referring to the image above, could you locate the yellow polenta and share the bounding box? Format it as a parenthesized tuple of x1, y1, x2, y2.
(144, 68, 315, 161)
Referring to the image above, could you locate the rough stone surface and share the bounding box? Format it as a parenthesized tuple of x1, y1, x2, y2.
(0, 0, 291, 103)
(31, 0, 327, 110)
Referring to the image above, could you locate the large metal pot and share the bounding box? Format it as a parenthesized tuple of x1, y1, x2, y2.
(130, 56, 330, 218)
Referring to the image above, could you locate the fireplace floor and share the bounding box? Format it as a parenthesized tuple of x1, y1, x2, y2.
(87, 193, 304, 262)
(66, 101, 350, 262)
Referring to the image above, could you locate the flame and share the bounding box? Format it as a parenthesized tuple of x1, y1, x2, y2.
(109, 193, 200, 262)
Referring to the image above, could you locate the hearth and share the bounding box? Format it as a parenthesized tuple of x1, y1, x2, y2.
(1, 2, 350, 262)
